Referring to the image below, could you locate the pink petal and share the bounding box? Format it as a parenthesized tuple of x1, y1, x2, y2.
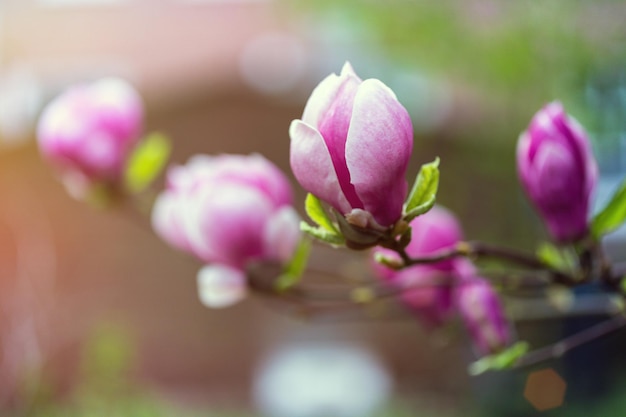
(301, 62, 362, 128)
(263, 206, 301, 263)
(531, 141, 579, 207)
(289, 120, 352, 214)
(89, 77, 143, 146)
(151, 192, 192, 252)
(184, 183, 275, 267)
(408, 205, 464, 256)
(172, 154, 293, 208)
(345, 79, 413, 226)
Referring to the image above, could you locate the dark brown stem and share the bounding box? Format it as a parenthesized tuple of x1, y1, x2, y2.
(389, 240, 577, 286)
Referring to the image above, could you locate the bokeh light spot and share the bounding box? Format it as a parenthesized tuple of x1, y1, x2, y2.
(524, 368, 567, 411)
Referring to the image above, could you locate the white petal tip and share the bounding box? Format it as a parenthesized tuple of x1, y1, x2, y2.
(197, 265, 247, 309)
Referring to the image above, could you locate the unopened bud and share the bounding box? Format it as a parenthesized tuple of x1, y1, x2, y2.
(457, 278, 511, 355)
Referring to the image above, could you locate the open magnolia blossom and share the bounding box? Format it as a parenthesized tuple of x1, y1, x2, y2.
(152, 154, 301, 308)
(517, 101, 598, 243)
(289, 62, 413, 229)
(37, 77, 144, 197)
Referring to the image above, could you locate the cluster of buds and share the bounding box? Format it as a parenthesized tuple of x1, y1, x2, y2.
(372, 206, 509, 355)
(36, 61, 610, 369)
(288, 63, 510, 355)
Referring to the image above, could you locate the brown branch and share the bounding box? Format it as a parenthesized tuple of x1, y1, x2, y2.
(388, 241, 578, 286)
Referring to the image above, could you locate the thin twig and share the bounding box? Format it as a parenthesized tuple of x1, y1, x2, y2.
(392, 241, 578, 286)
(514, 314, 626, 368)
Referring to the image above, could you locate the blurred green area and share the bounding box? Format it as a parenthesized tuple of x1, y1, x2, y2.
(295, 0, 624, 114)
(12, 322, 247, 417)
(6, 318, 626, 416)
(293, 0, 625, 246)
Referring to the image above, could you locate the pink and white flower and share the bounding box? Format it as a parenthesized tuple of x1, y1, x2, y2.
(37, 78, 143, 194)
(290, 62, 413, 228)
(152, 154, 301, 308)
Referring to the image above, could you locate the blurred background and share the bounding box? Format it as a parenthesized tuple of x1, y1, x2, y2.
(0, 0, 625, 416)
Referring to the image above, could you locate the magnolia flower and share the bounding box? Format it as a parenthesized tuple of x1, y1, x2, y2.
(372, 206, 474, 326)
(290, 62, 413, 229)
(37, 78, 143, 195)
(152, 154, 301, 308)
(517, 101, 598, 242)
(456, 278, 510, 355)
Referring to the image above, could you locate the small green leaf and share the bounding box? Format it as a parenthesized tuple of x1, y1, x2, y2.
(592, 178, 626, 239)
(305, 193, 338, 233)
(274, 238, 311, 291)
(300, 221, 345, 246)
(124, 132, 172, 194)
(620, 277, 626, 295)
(373, 252, 403, 269)
(536, 242, 577, 273)
(468, 341, 530, 375)
(404, 157, 440, 222)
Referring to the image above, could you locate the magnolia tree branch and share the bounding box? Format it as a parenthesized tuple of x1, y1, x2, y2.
(385, 240, 580, 286)
(514, 314, 626, 368)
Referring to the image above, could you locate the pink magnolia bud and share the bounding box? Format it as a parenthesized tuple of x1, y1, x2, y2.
(290, 62, 413, 228)
(372, 206, 473, 326)
(456, 278, 510, 355)
(37, 78, 143, 190)
(152, 154, 301, 306)
(517, 101, 598, 242)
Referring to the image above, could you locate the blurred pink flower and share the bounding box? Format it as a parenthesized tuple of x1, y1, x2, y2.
(372, 206, 473, 326)
(517, 101, 598, 242)
(37, 78, 143, 192)
(456, 278, 510, 355)
(290, 62, 413, 228)
(152, 154, 301, 308)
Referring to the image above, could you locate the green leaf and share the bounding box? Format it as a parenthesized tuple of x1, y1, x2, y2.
(124, 132, 172, 194)
(404, 157, 440, 222)
(373, 252, 403, 269)
(300, 221, 345, 246)
(468, 341, 530, 375)
(274, 238, 311, 291)
(536, 242, 577, 273)
(305, 193, 339, 233)
(592, 178, 626, 239)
